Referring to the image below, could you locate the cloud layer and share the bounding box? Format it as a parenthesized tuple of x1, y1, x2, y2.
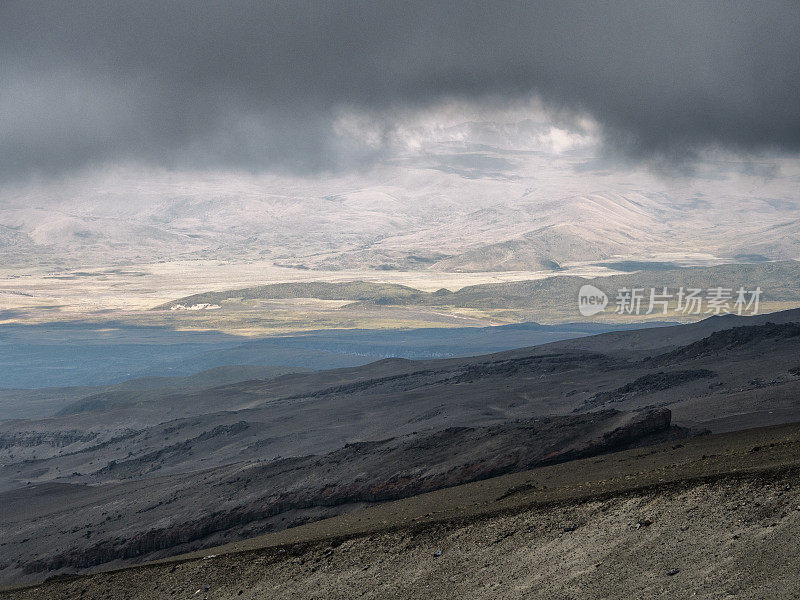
(2, 1, 799, 179)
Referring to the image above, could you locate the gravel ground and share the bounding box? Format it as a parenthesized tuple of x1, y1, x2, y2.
(5, 421, 800, 600)
(3, 472, 799, 600)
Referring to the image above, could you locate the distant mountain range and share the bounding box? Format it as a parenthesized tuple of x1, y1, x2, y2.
(1, 160, 797, 271)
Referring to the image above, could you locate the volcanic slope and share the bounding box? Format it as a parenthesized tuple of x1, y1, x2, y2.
(3, 421, 800, 599)
(1, 309, 800, 584)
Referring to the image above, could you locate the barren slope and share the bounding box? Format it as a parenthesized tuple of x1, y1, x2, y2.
(2, 310, 800, 585)
(3, 421, 800, 599)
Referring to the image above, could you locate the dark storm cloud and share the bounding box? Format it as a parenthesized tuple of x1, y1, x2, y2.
(1, 0, 799, 179)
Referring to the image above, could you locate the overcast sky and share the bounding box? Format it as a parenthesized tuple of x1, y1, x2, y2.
(2, 1, 799, 182)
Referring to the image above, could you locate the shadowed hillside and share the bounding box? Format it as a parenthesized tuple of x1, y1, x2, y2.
(2, 309, 800, 585)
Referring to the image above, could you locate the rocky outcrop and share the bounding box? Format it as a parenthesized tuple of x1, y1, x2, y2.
(97, 422, 250, 479)
(588, 371, 717, 406)
(541, 409, 673, 463)
(0, 431, 97, 450)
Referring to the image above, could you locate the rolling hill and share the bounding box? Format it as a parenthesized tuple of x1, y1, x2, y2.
(156, 260, 800, 313)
